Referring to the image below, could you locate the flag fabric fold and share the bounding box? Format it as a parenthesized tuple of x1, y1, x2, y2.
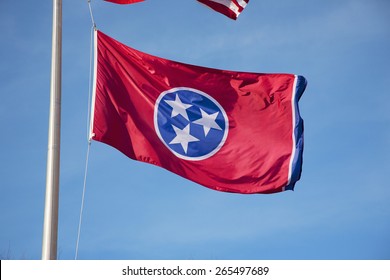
(90, 30, 307, 194)
(197, 0, 250, 20)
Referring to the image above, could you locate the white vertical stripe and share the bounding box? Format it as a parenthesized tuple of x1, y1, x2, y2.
(89, 29, 98, 141)
(286, 75, 299, 188)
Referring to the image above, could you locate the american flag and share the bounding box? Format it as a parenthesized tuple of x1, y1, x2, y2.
(105, 0, 250, 20)
(104, 0, 144, 4)
(197, 0, 250, 20)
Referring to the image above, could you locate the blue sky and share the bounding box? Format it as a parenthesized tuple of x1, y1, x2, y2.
(0, 0, 389, 260)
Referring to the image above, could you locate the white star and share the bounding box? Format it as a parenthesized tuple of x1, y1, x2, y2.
(165, 94, 192, 121)
(193, 108, 222, 136)
(169, 124, 199, 154)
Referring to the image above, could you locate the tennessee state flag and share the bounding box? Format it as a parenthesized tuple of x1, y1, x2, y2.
(90, 31, 307, 194)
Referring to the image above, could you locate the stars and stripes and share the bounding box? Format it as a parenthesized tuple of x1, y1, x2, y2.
(197, 0, 250, 20)
(104, 0, 144, 4)
(104, 0, 250, 20)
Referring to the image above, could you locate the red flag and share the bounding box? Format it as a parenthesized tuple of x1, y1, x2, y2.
(90, 31, 307, 194)
(104, 0, 144, 4)
(197, 0, 249, 20)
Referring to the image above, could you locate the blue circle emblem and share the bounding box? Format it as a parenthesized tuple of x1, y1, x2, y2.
(154, 87, 229, 161)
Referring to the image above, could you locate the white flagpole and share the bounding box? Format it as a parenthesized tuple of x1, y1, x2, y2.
(42, 0, 62, 260)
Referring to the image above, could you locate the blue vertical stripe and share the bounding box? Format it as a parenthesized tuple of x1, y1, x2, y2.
(285, 75, 307, 191)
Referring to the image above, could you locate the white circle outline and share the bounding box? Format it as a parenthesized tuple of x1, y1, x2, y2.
(154, 87, 229, 161)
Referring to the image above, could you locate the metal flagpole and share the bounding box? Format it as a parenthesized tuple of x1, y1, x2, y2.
(42, 0, 62, 260)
